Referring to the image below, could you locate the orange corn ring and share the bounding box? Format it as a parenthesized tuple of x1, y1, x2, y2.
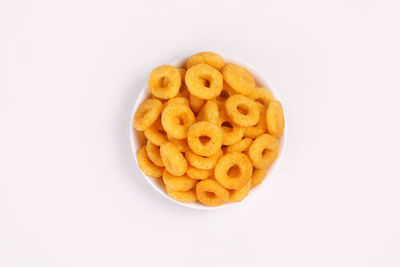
(167, 133, 189, 152)
(187, 121, 223, 157)
(185, 149, 223, 170)
(226, 138, 253, 153)
(214, 152, 253, 189)
(248, 87, 274, 106)
(146, 140, 164, 167)
(197, 100, 219, 125)
(186, 52, 225, 71)
(244, 127, 265, 139)
(266, 100, 285, 138)
(137, 146, 164, 178)
(166, 186, 197, 203)
(185, 63, 223, 100)
(134, 98, 163, 131)
(248, 134, 279, 169)
(162, 170, 197, 191)
(161, 103, 196, 139)
(251, 168, 267, 188)
(222, 63, 255, 95)
(160, 142, 188, 176)
(148, 65, 181, 99)
(229, 179, 251, 202)
(196, 179, 229, 206)
(189, 94, 205, 113)
(163, 96, 190, 109)
(218, 109, 245, 145)
(144, 118, 167, 146)
(244, 103, 268, 139)
(186, 165, 212, 180)
(225, 95, 259, 127)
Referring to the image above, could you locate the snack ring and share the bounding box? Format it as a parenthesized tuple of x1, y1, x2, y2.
(197, 100, 219, 125)
(146, 141, 164, 167)
(218, 109, 245, 145)
(166, 187, 197, 203)
(162, 170, 197, 191)
(160, 142, 188, 176)
(222, 63, 255, 95)
(185, 149, 223, 170)
(226, 138, 253, 153)
(196, 179, 229, 206)
(144, 118, 167, 146)
(248, 87, 274, 106)
(187, 121, 223, 157)
(148, 65, 181, 99)
(229, 179, 251, 202)
(214, 152, 253, 189)
(225, 95, 260, 127)
(186, 52, 225, 71)
(137, 146, 164, 178)
(186, 166, 213, 180)
(244, 103, 268, 139)
(248, 134, 279, 169)
(185, 63, 223, 100)
(161, 103, 196, 139)
(163, 96, 190, 109)
(134, 98, 163, 131)
(251, 168, 267, 188)
(266, 100, 285, 138)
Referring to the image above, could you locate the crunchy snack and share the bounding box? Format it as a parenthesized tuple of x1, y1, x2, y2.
(218, 109, 245, 145)
(137, 146, 164, 178)
(186, 166, 213, 180)
(197, 100, 219, 125)
(162, 170, 197, 191)
(230, 179, 251, 202)
(134, 98, 163, 131)
(160, 142, 188, 176)
(185, 149, 223, 170)
(166, 187, 197, 203)
(225, 94, 260, 127)
(248, 134, 279, 169)
(161, 103, 195, 139)
(186, 52, 225, 71)
(251, 168, 268, 188)
(248, 87, 274, 106)
(185, 63, 223, 100)
(196, 179, 229, 206)
(148, 65, 181, 99)
(146, 141, 164, 167)
(266, 100, 285, 138)
(214, 152, 253, 189)
(144, 118, 167, 146)
(222, 63, 255, 95)
(134, 52, 284, 206)
(187, 121, 223, 157)
(226, 138, 253, 153)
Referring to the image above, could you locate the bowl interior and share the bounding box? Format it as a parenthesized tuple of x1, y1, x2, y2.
(130, 55, 286, 210)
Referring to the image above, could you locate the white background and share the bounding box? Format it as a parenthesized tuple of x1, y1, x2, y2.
(1, 0, 399, 266)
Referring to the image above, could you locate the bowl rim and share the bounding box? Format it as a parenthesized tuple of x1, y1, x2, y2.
(129, 53, 287, 210)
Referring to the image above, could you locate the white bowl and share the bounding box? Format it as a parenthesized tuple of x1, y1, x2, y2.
(130, 54, 286, 210)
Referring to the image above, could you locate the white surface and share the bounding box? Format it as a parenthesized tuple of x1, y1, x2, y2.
(1, 0, 399, 266)
(130, 55, 286, 210)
